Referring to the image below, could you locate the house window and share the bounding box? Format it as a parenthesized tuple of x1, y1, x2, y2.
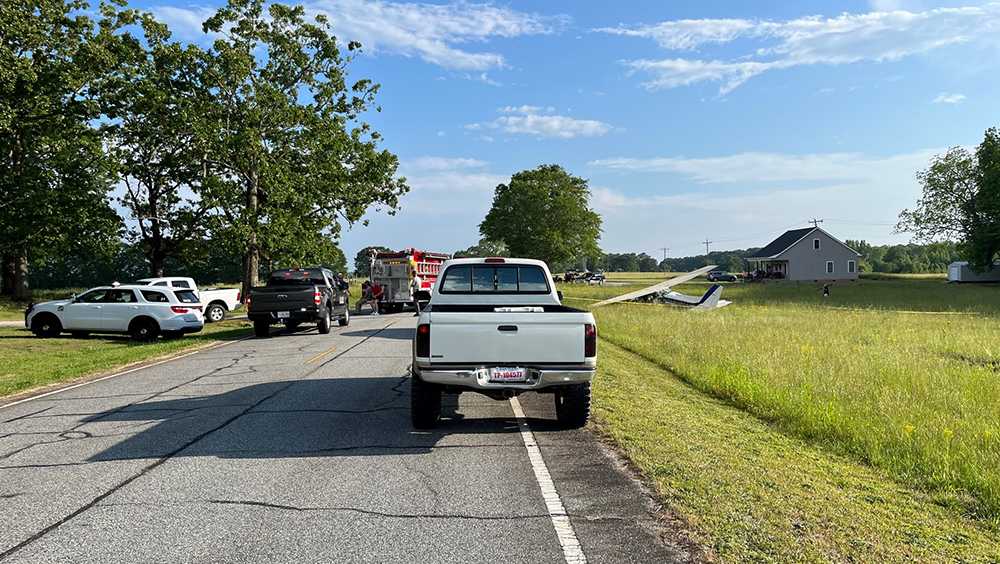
(848, 260, 856, 274)
(826, 261, 834, 274)
(813, 238, 821, 250)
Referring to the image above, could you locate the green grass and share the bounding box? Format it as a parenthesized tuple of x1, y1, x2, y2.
(594, 341, 1000, 562)
(0, 289, 82, 321)
(0, 319, 251, 398)
(558, 278, 1000, 524)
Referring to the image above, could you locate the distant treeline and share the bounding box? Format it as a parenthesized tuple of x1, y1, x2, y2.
(597, 240, 961, 274)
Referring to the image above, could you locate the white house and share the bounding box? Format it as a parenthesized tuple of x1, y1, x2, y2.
(747, 227, 862, 281)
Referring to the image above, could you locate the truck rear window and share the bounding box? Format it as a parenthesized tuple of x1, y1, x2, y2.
(440, 265, 550, 294)
(267, 270, 325, 286)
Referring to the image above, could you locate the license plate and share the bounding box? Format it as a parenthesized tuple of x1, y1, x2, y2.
(277, 311, 290, 319)
(489, 367, 527, 383)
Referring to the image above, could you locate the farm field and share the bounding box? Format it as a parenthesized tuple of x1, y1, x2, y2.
(0, 319, 251, 399)
(560, 275, 1000, 559)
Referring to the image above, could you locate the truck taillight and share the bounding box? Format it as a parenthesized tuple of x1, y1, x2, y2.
(171, 306, 189, 314)
(416, 323, 430, 357)
(314, 291, 322, 305)
(584, 324, 597, 357)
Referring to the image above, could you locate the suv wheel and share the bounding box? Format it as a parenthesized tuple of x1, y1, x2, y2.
(31, 314, 62, 338)
(337, 308, 350, 327)
(410, 373, 442, 429)
(317, 307, 332, 334)
(554, 382, 591, 429)
(129, 318, 160, 342)
(253, 319, 270, 338)
(205, 303, 226, 323)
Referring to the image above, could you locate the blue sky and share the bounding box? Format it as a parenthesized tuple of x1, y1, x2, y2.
(145, 0, 1000, 259)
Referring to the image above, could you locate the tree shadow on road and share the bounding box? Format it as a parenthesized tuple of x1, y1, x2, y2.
(83, 377, 557, 462)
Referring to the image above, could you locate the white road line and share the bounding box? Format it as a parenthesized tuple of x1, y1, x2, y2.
(0, 336, 253, 410)
(509, 396, 587, 564)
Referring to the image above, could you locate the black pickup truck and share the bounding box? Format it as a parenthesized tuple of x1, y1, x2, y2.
(247, 268, 350, 337)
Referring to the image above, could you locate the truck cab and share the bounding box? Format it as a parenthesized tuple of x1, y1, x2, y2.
(410, 258, 597, 429)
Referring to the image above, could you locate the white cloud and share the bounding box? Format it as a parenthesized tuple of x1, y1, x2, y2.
(467, 106, 612, 139)
(598, 4, 1000, 92)
(932, 92, 966, 103)
(408, 156, 487, 170)
(590, 150, 938, 184)
(153, 1, 565, 71)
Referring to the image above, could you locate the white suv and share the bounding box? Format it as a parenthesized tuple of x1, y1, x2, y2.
(25, 285, 205, 341)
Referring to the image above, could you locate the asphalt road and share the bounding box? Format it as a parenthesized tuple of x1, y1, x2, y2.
(0, 312, 690, 563)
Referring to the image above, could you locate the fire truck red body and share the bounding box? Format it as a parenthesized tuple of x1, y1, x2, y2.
(370, 248, 451, 312)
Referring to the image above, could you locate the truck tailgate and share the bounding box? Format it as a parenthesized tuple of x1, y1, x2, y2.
(428, 312, 588, 364)
(249, 287, 315, 310)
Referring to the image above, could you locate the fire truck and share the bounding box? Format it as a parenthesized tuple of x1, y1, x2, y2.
(370, 248, 451, 313)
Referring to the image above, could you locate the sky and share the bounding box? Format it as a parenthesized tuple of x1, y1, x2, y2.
(141, 0, 1000, 260)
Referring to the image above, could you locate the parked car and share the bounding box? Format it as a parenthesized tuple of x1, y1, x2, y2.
(247, 268, 349, 337)
(707, 270, 738, 282)
(410, 257, 597, 429)
(24, 285, 204, 341)
(133, 277, 242, 323)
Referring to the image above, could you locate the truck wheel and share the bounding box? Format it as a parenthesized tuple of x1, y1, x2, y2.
(205, 303, 226, 323)
(338, 308, 350, 327)
(253, 319, 270, 338)
(410, 374, 442, 429)
(317, 308, 332, 334)
(554, 382, 591, 429)
(31, 314, 62, 338)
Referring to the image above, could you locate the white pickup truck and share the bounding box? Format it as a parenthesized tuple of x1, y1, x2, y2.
(410, 258, 597, 429)
(133, 277, 242, 323)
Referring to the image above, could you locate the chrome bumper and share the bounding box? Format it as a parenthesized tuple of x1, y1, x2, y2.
(414, 365, 595, 391)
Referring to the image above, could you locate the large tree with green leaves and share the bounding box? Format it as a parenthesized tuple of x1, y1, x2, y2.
(480, 165, 602, 267)
(0, 0, 132, 298)
(898, 128, 1000, 271)
(195, 0, 408, 298)
(104, 15, 213, 277)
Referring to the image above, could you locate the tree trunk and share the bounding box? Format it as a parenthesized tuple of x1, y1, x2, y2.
(1, 254, 14, 296)
(13, 252, 30, 300)
(241, 172, 260, 300)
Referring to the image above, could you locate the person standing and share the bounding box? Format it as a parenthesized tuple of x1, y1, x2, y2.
(410, 274, 423, 314)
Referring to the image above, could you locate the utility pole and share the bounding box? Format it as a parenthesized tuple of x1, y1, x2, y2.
(809, 218, 824, 228)
(658, 247, 670, 261)
(702, 239, 712, 255)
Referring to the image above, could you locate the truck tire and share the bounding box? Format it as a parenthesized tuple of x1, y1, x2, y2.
(554, 382, 591, 429)
(31, 314, 62, 338)
(254, 319, 270, 338)
(317, 307, 332, 334)
(410, 374, 442, 429)
(205, 303, 226, 323)
(338, 308, 350, 327)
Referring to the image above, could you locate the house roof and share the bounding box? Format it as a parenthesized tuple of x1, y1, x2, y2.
(747, 228, 816, 259)
(748, 227, 862, 260)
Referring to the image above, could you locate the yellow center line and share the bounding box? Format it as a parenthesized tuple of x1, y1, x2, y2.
(305, 345, 338, 365)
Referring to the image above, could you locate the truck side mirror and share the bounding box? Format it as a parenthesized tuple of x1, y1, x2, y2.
(557, 290, 564, 302)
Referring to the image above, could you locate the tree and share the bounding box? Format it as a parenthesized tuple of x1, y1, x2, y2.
(898, 128, 1000, 271)
(105, 16, 213, 277)
(480, 165, 601, 267)
(0, 0, 131, 298)
(454, 238, 508, 258)
(196, 0, 408, 298)
(353, 245, 392, 277)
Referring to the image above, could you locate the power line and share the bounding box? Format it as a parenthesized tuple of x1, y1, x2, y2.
(657, 247, 670, 261)
(702, 239, 713, 254)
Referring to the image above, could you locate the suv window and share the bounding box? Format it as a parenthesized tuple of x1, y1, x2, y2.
(172, 280, 191, 288)
(141, 290, 169, 303)
(107, 289, 137, 303)
(174, 290, 199, 303)
(440, 264, 551, 294)
(76, 289, 110, 303)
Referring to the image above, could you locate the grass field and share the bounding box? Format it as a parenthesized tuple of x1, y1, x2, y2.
(0, 319, 251, 398)
(560, 275, 1000, 560)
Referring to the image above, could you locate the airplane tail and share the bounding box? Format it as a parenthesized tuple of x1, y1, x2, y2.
(693, 284, 723, 310)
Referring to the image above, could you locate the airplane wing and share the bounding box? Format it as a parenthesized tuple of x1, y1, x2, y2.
(590, 265, 718, 308)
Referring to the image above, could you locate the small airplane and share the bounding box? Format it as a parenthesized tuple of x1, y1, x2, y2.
(590, 265, 732, 310)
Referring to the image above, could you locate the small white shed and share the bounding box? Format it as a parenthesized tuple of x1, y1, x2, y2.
(948, 262, 1000, 283)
